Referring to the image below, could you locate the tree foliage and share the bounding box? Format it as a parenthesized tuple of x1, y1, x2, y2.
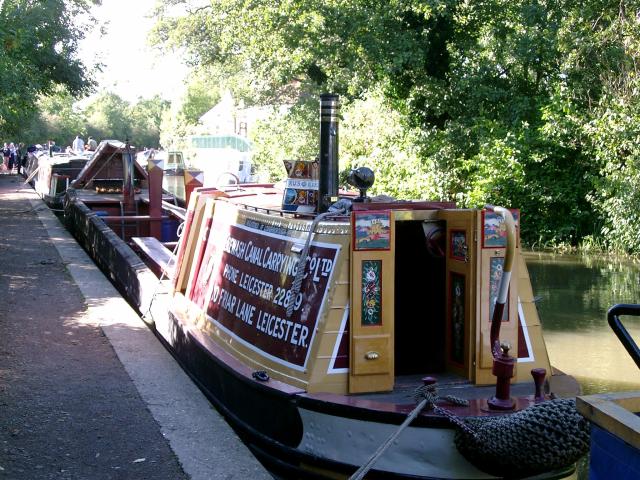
(159, 68, 222, 152)
(153, 0, 640, 252)
(0, 0, 98, 137)
(21, 89, 169, 150)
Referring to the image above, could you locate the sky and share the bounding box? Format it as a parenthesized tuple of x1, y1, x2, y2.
(79, 0, 188, 103)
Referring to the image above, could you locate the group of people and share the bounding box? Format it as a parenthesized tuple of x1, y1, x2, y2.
(0, 135, 101, 175)
(47, 135, 98, 156)
(69, 135, 98, 154)
(2, 142, 26, 174)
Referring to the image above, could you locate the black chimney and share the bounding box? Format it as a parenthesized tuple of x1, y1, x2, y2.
(318, 94, 340, 213)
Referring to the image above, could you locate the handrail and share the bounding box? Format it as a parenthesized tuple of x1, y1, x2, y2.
(486, 205, 516, 357)
(608, 304, 640, 370)
(216, 171, 241, 190)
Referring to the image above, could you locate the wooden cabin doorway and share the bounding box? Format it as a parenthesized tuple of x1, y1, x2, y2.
(394, 219, 446, 375)
(393, 209, 477, 381)
(348, 207, 478, 394)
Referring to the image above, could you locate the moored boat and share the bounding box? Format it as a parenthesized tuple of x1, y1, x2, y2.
(31, 152, 91, 208)
(577, 304, 640, 480)
(63, 139, 186, 307)
(63, 95, 588, 479)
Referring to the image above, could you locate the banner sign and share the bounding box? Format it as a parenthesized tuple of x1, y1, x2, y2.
(194, 207, 341, 370)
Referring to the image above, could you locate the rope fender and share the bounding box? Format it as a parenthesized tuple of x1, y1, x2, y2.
(453, 398, 590, 478)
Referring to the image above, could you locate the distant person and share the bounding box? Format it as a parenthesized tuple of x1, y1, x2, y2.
(87, 136, 98, 151)
(8, 142, 16, 172)
(72, 135, 84, 153)
(17, 143, 26, 174)
(48, 140, 60, 156)
(2, 143, 9, 171)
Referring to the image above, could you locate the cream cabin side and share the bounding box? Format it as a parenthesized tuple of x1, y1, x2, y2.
(170, 190, 555, 396)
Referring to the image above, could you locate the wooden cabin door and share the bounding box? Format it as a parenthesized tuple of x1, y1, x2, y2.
(475, 210, 520, 385)
(440, 210, 477, 380)
(349, 210, 395, 393)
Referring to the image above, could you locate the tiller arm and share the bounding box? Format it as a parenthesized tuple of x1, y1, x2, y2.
(486, 205, 517, 410)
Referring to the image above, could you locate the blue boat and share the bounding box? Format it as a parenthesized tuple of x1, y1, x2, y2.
(577, 304, 640, 480)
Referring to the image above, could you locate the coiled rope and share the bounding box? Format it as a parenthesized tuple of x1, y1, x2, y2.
(349, 383, 588, 480)
(455, 398, 590, 478)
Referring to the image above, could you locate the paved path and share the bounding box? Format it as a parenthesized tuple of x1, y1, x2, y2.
(0, 174, 271, 479)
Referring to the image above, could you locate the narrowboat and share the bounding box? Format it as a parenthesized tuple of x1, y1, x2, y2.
(63, 95, 588, 479)
(29, 152, 91, 208)
(63, 139, 185, 307)
(577, 304, 640, 480)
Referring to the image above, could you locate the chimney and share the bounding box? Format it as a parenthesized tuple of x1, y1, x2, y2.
(318, 94, 340, 213)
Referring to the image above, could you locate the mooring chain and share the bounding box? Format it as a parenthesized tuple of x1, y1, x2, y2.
(349, 383, 474, 480)
(413, 384, 476, 436)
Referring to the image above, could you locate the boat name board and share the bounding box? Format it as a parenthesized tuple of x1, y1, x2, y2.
(194, 207, 340, 371)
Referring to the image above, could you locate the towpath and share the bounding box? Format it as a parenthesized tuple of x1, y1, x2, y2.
(0, 173, 271, 479)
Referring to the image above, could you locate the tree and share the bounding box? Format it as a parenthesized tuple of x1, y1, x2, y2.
(21, 86, 85, 148)
(129, 95, 170, 148)
(158, 70, 222, 151)
(0, 0, 97, 137)
(152, 0, 640, 251)
(84, 92, 132, 141)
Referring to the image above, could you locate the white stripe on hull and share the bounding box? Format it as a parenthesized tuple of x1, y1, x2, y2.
(298, 408, 496, 479)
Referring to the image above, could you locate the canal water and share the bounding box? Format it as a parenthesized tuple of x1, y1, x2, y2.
(525, 251, 640, 479)
(525, 251, 640, 394)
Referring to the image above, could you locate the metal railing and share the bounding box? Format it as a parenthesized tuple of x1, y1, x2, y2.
(608, 303, 640, 370)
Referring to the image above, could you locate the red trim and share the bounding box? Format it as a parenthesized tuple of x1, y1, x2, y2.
(517, 312, 530, 359)
(352, 201, 455, 211)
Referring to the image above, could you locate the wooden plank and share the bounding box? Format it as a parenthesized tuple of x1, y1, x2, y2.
(132, 237, 175, 279)
(24, 165, 40, 184)
(577, 392, 640, 451)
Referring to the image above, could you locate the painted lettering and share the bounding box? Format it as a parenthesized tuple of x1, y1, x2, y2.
(222, 264, 239, 284)
(219, 288, 237, 313)
(235, 300, 255, 325)
(255, 310, 306, 346)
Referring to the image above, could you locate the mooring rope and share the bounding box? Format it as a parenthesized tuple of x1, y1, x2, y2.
(348, 384, 469, 480)
(285, 208, 345, 317)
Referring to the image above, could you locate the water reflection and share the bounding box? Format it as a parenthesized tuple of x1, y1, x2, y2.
(163, 174, 185, 202)
(525, 251, 640, 394)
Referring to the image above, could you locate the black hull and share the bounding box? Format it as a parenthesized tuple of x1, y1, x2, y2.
(64, 198, 157, 313)
(157, 310, 575, 480)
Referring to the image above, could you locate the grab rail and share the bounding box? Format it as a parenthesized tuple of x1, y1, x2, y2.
(608, 304, 640, 370)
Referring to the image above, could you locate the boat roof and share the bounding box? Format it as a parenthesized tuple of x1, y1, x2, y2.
(37, 152, 92, 166)
(70, 140, 147, 189)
